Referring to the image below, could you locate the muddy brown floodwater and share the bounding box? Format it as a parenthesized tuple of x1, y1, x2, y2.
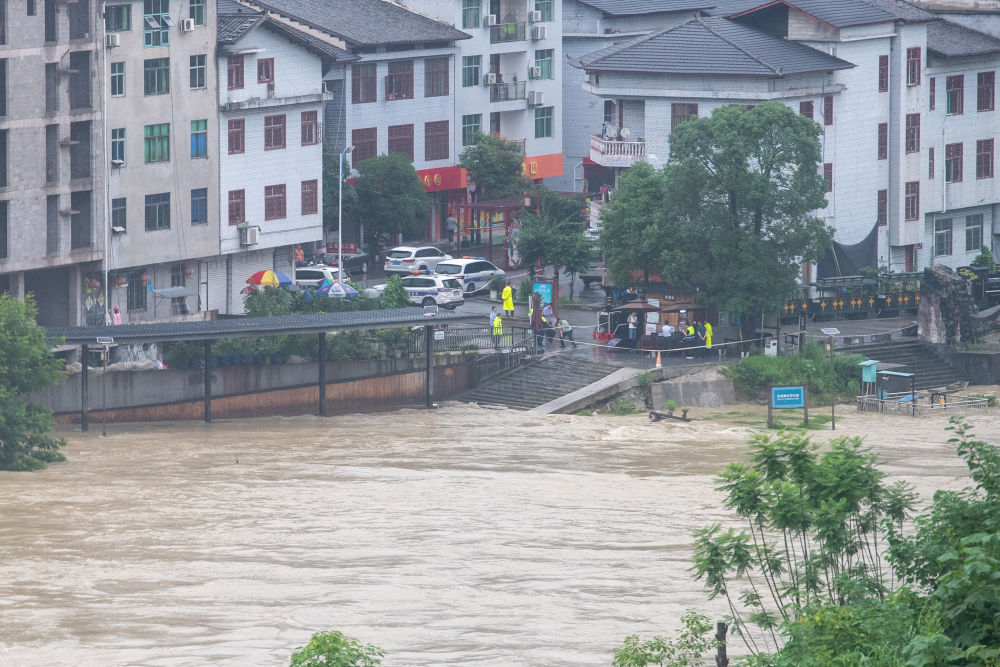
(0, 403, 992, 666)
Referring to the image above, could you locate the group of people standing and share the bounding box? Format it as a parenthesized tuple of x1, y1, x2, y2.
(490, 288, 577, 352)
(679, 320, 713, 359)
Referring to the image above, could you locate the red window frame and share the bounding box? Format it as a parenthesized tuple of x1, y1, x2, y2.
(905, 113, 920, 153)
(227, 189, 245, 225)
(945, 142, 963, 183)
(929, 147, 935, 179)
(264, 114, 285, 150)
(351, 63, 377, 103)
(799, 100, 813, 119)
(670, 103, 698, 132)
(906, 47, 920, 85)
(904, 181, 919, 221)
(301, 110, 319, 146)
(387, 123, 414, 161)
(227, 118, 244, 155)
(877, 122, 887, 160)
(823, 95, 833, 126)
(301, 180, 318, 215)
(257, 57, 274, 84)
(977, 71, 994, 112)
(823, 163, 833, 192)
(227, 54, 244, 90)
(424, 120, 449, 161)
(264, 184, 286, 220)
(877, 189, 887, 225)
(977, 138, 994, 179)
(424, 57, 449, 98)
(351, 127, 377, 165)
(878, 55, 889, 92)
(930, 77, 935, 110)
(385, 60, 414, 101)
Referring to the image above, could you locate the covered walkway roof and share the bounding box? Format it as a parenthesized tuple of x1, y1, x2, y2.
(46, 308, 481, 344)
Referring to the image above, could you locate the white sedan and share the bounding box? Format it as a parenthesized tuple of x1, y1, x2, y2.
(369, 275, 465, 308)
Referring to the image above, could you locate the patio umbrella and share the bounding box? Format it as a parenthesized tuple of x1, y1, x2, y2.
(246, 269, 293, 287)
(316, 279, 359, 299)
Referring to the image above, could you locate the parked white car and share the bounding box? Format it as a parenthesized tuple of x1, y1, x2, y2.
(369, 274, 465, 308)
(433, 258, 505, 294)
(383, 246, 452, 275)
(294, 265, 348, 287)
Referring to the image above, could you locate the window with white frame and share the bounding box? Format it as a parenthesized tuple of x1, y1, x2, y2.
(965, 214, 983, 252)
(934, 218, 952, 256)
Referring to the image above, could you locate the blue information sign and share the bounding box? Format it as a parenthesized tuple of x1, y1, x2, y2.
(533, 282, 553, 305)
(771, 386, 806, 409)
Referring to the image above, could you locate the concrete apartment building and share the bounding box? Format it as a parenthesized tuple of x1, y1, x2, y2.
(209, 2, 340, 314)
(103, 0, 220, 323)
(0, 0, 106, 326)
(575, 0, 1000, 277)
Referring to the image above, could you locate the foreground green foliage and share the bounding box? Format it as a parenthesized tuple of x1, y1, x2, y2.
(724, 342, 864, 401)
(0, 295, 66, 470)
(613, 611, 718, 666)
(290, 630, 383, 667)
(663, 420, 1000, 666)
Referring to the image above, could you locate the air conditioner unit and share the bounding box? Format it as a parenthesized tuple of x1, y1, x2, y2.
(240, 225, 260, 245)
(110, 158, 125, 168)
(528, 66, 542, 79)
(485, 14, 498, 26)
(105, 33, 121, 48)
(529, 10, 542, 22)
(483, 72, 497, 85)
(267, 82, 275, 99)
(532, 25, 548, 40)
(180, 17, 195, 32)
(529, 91, 544, 106)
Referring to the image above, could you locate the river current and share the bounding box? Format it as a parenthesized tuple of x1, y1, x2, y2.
(0, 404, 985, 666)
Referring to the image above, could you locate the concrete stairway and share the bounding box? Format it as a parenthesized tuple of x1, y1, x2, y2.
(461, 355, 621, 410)
(843, 341, 964, 391)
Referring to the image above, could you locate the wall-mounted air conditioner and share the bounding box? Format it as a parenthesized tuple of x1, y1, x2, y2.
(528, 91, 544, 106)
(483, 72, 497, 85)
(105, 33, 121, 48)
(532, 25, 548, 40)
(240, 226, 260, 245)
(180, 18, 195, 32)
(528, 66, 542, 80)
(529, 10, 542, 22)
(485, 14, 498, 26)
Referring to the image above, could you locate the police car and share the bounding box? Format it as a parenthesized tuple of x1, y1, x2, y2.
(369, 274, 465, 309)
(383, 246, 453, 276)
(433, 258, 505, 294)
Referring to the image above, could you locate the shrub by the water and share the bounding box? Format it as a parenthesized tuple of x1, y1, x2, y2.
(725, 341, 862, 401)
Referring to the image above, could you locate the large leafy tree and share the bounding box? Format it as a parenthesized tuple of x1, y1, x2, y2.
(0, 294, 66, 470)
(663, 102, 832, 317)
(459, 132, 531, 200)
(516, 189, 591, 318)
(597, 161, 667, 284)
(353, 153, 429, 241)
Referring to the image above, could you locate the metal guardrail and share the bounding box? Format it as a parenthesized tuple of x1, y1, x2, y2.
(489, 80, 526, 102)
(376, 326, 535, 383)
(857, 392, 995, 416)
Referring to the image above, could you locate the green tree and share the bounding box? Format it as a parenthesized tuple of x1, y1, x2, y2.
(377, 274, 411, 309)
(598, 161, 667, 285)
(663, 102, 832, 320)
(613, 611, 719, 667)
(459, 132, 531, 200)
(0, 294, 67, 470)
(289, 630, 383, 667)
(516, 189, 591, 319)
(354, 153, 429, 241)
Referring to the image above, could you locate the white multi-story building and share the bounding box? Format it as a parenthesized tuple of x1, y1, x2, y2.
(102, 0, 221, 322)
(575, 0, 1000, 277)
(209, 4, 340, 314)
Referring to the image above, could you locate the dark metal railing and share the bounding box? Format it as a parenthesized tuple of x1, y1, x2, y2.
(489, 80, 526, 102)
(489, 22, 526, 43)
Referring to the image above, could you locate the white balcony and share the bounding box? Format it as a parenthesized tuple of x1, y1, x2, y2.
(590, 134, 645, 168)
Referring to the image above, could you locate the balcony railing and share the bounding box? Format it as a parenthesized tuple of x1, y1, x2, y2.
(490, 22, 526, 43)
(590, 134, 646, 167)
(489, 80, 526, 102)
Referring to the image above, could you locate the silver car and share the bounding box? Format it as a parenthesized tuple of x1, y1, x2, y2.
(370, 275, 465, 308)
(383, 246, 453, 275)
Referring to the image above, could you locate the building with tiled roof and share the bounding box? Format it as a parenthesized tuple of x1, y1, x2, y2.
(574, 0, 1000, 278)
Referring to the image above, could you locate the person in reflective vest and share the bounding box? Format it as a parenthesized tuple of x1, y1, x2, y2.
(492, 310, 503, 348)
(501, 284, 514, 318)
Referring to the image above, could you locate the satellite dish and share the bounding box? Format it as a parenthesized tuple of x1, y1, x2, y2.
(620, 127, 631, 138)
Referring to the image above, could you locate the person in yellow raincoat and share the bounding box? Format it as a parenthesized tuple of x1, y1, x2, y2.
(704, 320, 713, 356)
(492, 309, 503, 348)
(501, 283, 514, 318)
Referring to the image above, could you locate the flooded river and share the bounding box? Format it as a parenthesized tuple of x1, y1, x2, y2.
(0, 404, 988, 666)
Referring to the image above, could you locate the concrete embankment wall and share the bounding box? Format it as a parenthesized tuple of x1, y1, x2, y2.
(32, 354, 476, 424)
(650, 367, 735, 409)
(927, 345, 1000, 385)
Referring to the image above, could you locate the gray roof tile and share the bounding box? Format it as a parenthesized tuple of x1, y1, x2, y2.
(712, 0, 933, 27)
(927, 19, 1000, 57)
(577, 0, 715, 15)
(578, 16, 854, 76)
(217, 14, 263, 43)
(248, 0, 471, 47)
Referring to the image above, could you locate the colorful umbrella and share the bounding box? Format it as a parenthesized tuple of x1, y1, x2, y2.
(316, 279, 359, 299)
(246, 269, 293, 287)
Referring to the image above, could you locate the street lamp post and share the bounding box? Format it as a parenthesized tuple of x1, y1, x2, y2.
(338, 145, 355, 279)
